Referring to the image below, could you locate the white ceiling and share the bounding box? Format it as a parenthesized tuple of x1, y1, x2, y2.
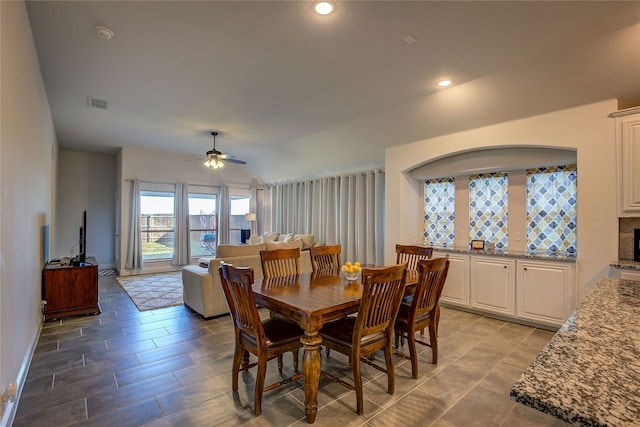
(25, 1, 640, 183)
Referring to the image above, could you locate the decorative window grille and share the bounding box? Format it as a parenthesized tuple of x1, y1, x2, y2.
(526, 164, 577, 253)
(469, 172, 508, 249)
(424, 178, 455, 246)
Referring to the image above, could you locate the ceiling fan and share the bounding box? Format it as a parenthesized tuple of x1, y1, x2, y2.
(203, 131, 247, 169)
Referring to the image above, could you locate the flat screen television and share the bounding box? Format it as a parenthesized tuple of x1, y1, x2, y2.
(74, 210, 87, 264)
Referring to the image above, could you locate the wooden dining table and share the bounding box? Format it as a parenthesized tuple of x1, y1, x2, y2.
(252, 267, 418, 424)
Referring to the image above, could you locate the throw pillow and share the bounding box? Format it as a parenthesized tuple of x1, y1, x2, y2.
(265, 240, 303, 251)
(248, 234, 263, 245)
(277, 233, 295, 243)
(262, 232, 280, 243)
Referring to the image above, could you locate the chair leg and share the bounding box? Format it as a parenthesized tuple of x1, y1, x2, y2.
(407, 330, 419, 379)
(255, 354, 267, 416)
(384, 343, 395, 395)
(435, 305, 441, 335)
(277, 354, 283, 372)
(293, 349, 299, 371)
(352, 353, 363, 415)
(429, 323, 438, 364)
(232, 343, 243, 392)
(242, 349, 250, 368)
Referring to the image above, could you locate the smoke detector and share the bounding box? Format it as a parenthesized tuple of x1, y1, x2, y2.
(94, 26, 114, 40)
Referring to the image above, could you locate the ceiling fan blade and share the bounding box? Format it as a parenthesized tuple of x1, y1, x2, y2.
(222, 158, 247, 165)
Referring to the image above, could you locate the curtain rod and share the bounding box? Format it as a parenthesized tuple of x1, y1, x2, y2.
(265, 169, 385, 186)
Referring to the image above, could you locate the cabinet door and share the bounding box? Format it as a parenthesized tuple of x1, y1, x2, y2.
(470, 257, 515, 316)
(516, 261, 576, 327)
(435, 252, 469, 307)
(616, 111, 640, 216)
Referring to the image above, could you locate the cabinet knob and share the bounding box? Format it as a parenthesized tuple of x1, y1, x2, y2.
(524, 267, 528, 271)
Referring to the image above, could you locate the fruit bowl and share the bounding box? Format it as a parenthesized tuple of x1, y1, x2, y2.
(342, 269, 361, 282)
(341, 261, 361, 282)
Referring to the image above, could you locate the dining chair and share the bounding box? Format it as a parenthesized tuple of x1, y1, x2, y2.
(319, 263, 407, 415)
(218, 262, 303, 416)
(395, 244, 433, 270)
(394, 257, 450, 378)
(260, 247, 301, 278)
(309, 244, 342, 271)
(395, 244, 438, 336)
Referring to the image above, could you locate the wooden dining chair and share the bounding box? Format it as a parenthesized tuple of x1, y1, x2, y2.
(396, 244, 438, 337)
(309, 244, 342, 271)
(395, 244, 433, 271)
(260, 247, 301, 278)
(218, 262, 303, 416)
(394, 257, 450, 378)
(319, 263, 407, 415)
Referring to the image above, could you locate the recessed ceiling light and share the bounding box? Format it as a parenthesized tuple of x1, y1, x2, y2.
(437, 79, 453, 87)
(314, 1, 335, 15)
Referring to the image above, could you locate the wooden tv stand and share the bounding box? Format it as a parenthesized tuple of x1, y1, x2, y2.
(42, 256, 100, 322)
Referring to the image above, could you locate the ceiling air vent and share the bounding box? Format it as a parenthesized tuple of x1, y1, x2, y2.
(87, 97, 108, 109)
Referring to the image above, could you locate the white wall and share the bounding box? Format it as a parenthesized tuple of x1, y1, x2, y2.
(117, 146, 259, 276)
(0, 2, 56, 425)
(386, 100, 618, 302)
(56, 150, 116, 268)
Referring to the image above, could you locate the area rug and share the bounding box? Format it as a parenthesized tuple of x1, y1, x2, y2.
(116, 271, 183, 312)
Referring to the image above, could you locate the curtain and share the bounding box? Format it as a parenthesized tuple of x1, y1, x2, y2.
(172, 182, 190, 266)
(265, 170, 384, 265)
(249, 186, 258, 237)
(125, 179, 143, 269)
(219, 185, 230, 244)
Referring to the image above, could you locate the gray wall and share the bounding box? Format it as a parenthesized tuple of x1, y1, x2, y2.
(1, 2, 57, 425)
(56, 150, 116, 268)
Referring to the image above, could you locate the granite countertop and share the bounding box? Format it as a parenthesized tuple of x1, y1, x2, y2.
(610, 259, 640, 271)
(429, 245, 577, 263)
(510, 277, 640, 426)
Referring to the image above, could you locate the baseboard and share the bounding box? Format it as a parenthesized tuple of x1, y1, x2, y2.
(0, 321, 42, 427)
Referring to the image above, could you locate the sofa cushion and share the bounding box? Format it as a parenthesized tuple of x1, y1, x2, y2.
(277, 233, 295, 242)
(217, 243, 266, 258)
(293, 234, 315, 250)
(248, 234, 262, 245)
(262, 232, 279, 243)
(265, 239, 303, 251)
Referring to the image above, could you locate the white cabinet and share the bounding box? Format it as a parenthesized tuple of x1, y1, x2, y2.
(516, 260, 576, 327)
(470, 256, 515, 316)
(435, 252, 469, 307)
(612, 107, 640, 216)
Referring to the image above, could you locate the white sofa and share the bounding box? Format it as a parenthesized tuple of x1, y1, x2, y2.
(182, 235, 316, 318)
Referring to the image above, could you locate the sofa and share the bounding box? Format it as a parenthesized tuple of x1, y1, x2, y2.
(182, 234, 316, 318)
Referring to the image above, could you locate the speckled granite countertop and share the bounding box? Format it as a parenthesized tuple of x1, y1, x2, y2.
(510, 277, 640, 426)
(429, 245, 577, 263)
(610, 259, 640, 271)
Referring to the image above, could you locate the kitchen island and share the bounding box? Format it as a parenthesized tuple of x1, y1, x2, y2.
(510, 277, 640, 426)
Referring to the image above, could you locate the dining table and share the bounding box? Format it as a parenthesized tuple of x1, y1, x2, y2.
(252, 267, 418, 424)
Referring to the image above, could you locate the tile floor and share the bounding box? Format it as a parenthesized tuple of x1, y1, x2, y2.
(14, 274, 569, 426)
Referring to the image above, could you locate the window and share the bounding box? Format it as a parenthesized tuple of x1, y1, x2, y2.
(229, 194, 250, 244)
(526, 164, 577, 253)
(424, 178, 455, 246)
(140, 191, 175, 260)
(469, 172, 508, 249)
(189, 192, 217, 257)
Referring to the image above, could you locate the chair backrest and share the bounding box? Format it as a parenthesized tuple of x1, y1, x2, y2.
(355, 264, 407, 342)
(410, 257, 450, 319)
(260, 247, 301, 278)
(309, 244, 342, 271)
(395, 244, 433, 271)
(218, 263, 265, 347)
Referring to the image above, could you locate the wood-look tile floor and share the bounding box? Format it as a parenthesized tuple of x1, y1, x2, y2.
(14, 274, 569, 426)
